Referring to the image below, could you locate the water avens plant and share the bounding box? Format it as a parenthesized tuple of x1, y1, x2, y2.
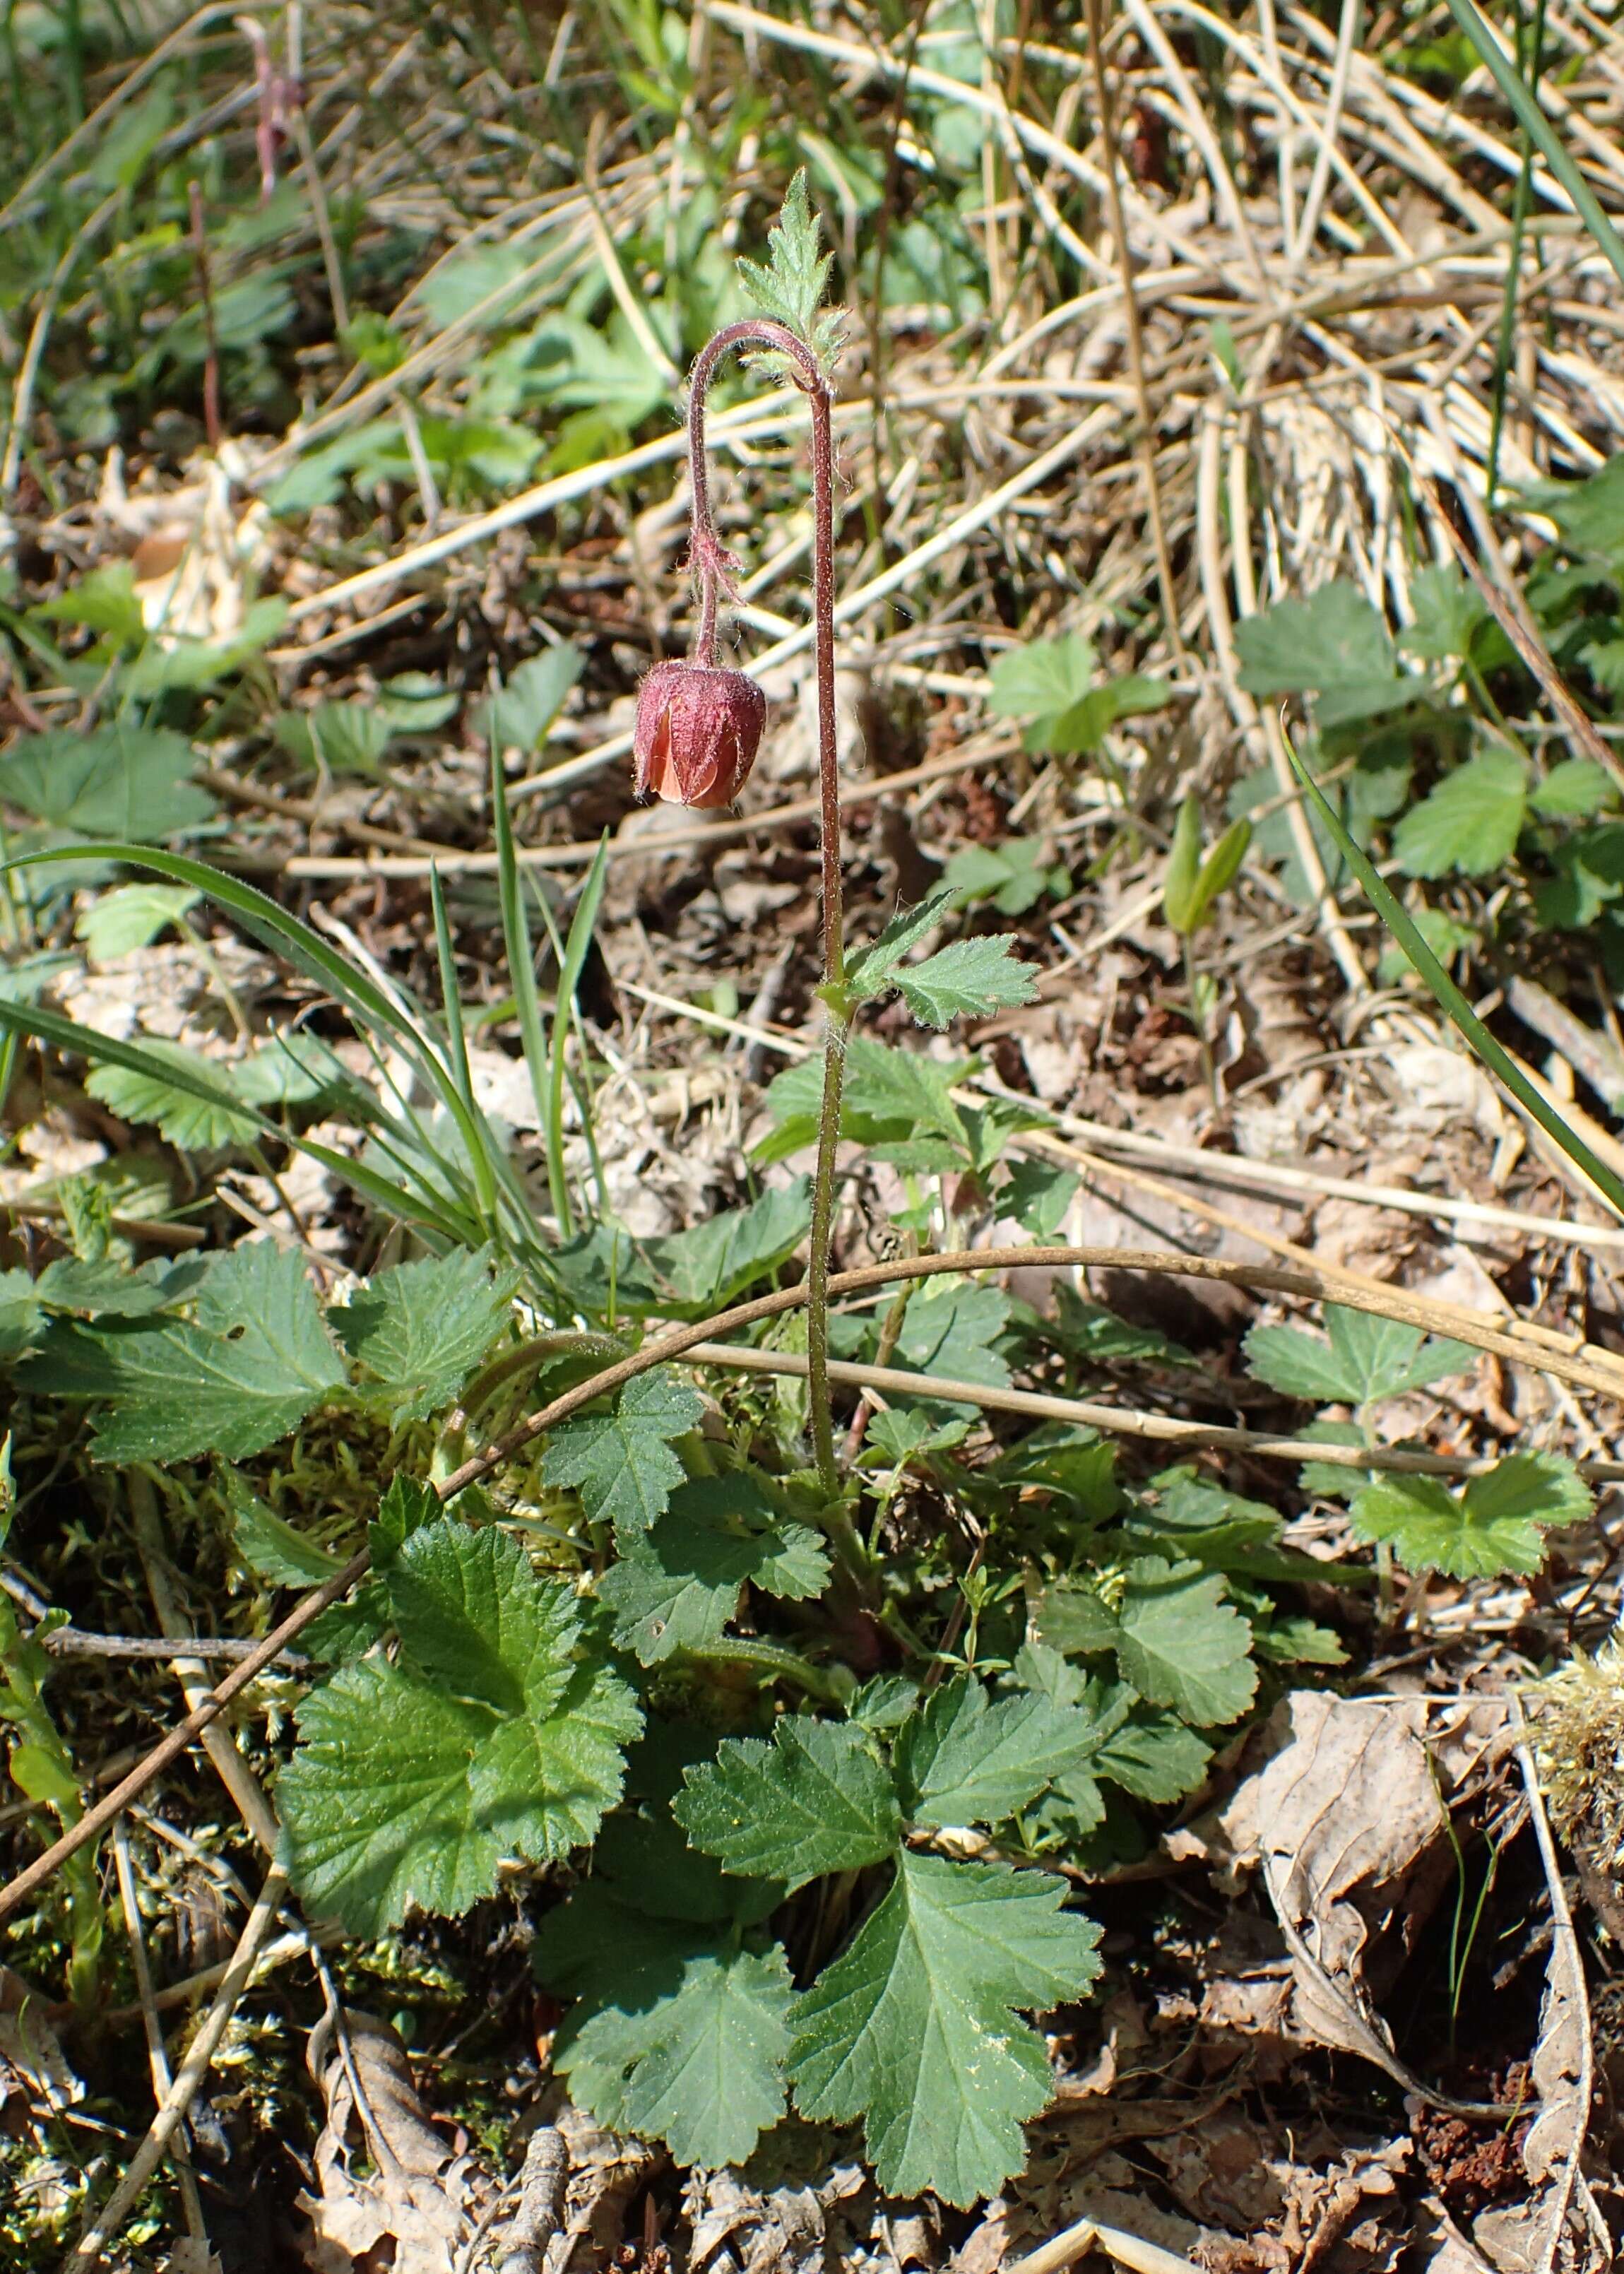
(634, 183, 852, 1508)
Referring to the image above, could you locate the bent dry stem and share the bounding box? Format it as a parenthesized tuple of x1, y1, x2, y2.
(685, 318, 855, 1524)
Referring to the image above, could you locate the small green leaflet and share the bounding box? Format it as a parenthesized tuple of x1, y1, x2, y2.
(985, 633, 1170, 757)
(1002, 1159, 1081, 1241)
(536, 1892, 792, 2167)
(1245, 1305, 1476, 1406)
(1350, 1452, 1589, 1578)
(788, 1851, 1101, 2205)
(22, 1240, 345, 1462)
(639, 1178, 812, 1311)
(1233, 584, 1421, 728)
(76, 884, 201, 961)
(541, 1370, 704, 1534)
(893, 1675, 1109, 1830)
(598, 1473, 829, 1665)
(85, 1040, 260, 1150)
(221, 1467, 343, 1587)
(279, 1518, 639, 1932)
(483, 645, 583, 758)
(1034, 1557, 1257, 1726)
(0, 725, 216, 840)
(846, 887, 1037, 1028)
(674, 1717, 900, 1890)
(333, 1248, 518, 1422)
(945, 839, 1069, 916)
(893, 936, 1038, 1029)
(1392, 747, 1527, 880)
(736, 167, 844, 374)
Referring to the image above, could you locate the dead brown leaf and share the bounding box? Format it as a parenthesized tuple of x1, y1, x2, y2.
(297, 2008, 494, 2274)
(1202, 1694, 1513, 2091)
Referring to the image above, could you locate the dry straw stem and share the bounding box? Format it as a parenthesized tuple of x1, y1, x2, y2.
(1001, 2212, 1198, 2274)
(63, 1864, 289, 2274)
(6, 1235, 1621, 1931)
(680, 1342, 1624, 1484)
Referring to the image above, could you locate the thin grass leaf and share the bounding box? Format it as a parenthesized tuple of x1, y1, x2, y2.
(492, 750, 562, 1228)
(1284, 735, 1624, 1218)
(1442, 0, 1624, 291)
(548, 834, 610, 1241)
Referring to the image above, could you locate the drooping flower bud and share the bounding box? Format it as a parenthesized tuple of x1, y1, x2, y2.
(633, 658, 766, 809)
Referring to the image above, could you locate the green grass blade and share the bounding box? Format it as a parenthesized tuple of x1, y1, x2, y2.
(547, 834, 610, 1241)
(1442, 0, 1624, 291)
(490, 748, 566, 1231)
(429, 863, 501, 1222)
(2, 841, 506, 1211)
(1284, 735, 1624, 1219)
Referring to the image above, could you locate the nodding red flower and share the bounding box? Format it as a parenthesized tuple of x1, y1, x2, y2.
(633, 658, 766, 809)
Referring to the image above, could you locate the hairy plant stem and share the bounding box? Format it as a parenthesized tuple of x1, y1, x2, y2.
(687, 318, 853, 1528)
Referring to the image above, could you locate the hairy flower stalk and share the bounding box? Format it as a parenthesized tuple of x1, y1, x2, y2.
(654, 315, 855, 1520)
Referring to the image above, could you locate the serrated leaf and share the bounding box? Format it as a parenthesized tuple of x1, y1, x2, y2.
(1393, 747, 1527, 878)
(76, 884, 201, 960)
(789, 1849, 1102, 2205)
(847, 884, 961, 998)
(542, 1370, 703, 1534)
(85, 1038, 260, 1149)
(1093, 1705, 1212, 1801)
(1350, 1451, 1589, 1577)
(986, 634, 1096, 725)
(640, 1178, 812, 1312)
(894, 1676, 1099, 1830)
(484, 645, 583, 757)
(944, 840, 1068, 916)
(221, 1467, 343, 1587)
(736, 167, 843, 372)
(1001, 1159, 1080, 1242)
(600, 1473, 829, 1665)
(536, 1890, 791, 2165)
(1529, 757, 1616, 819)
(333, 1248, 518, 1422)
(1246, 1305, 1474, 1404)
(674, 1717, 899, 1890)
(34, 1256, 203, 1319)
(0, 726, 215, 839)
(22, 1240, 345, 1462)
(1034, 1558, 1257, 1727)
(894, 936, 1038, 1029)
(593, 1806, 783, 1926)
(895, 1281, 1011, 1394)
(280, 1519, 639, 1931)
(1234, 585, 1416, 726)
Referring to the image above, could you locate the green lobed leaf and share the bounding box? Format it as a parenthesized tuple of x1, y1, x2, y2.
(1350, 1451, 1590, 1578)
(484, 645, 583, 757)
(894, 1676, 1103, 1830)
(280, 1518, 639, 1932)
(986, 634, 1096, 728)
(893, 1281, 1012, 1395)
(535, 1890, 793, 2166)
(674, 1717, 900, 1890)
(1392, 747, 1527, 879)
(85, 1040, 260, 1150)
(1245, 1305, 1475, 1405)
(76, 884, 202, 961)
(1233, 584, 1417, 726)
(788, 1849, 1102, 2205)
(736, 167, 843, 372)
(1034, 1558, 1257, 1727)
(1002, 1160, 1081, 1243)
(893, 936, 1039, 1029)
(333, 1248, 518, 1423)
(640, 1179, 812, 1312)
(541, 1370, 704, 1535)
(0, 726, 216, 839)
(22, 1241, 346, 1462)
(599, 1473, 830, 1665)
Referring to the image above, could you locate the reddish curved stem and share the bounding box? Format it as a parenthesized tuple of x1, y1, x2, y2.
(686, 319, 849, 1503)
